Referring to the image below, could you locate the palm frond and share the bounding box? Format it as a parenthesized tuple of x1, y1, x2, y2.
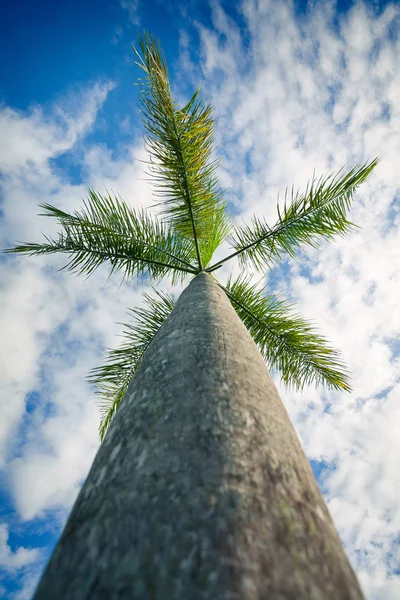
(222, 274, 351, 392)
(133, 32, 231, 269)
(208, 159, 378, 273)
(87, 288, 176, 440)
(5, 190, 197, 284)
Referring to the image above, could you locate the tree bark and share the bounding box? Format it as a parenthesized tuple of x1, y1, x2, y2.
(33, 272, 365, 599)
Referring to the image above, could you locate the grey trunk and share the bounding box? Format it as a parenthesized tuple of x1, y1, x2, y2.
(33, 272, 365, 599)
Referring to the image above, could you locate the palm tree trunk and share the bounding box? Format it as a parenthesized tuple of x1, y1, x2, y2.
(33, 272, 365, 600)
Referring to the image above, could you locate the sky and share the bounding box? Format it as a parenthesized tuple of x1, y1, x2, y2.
(0, 0, 399, 598)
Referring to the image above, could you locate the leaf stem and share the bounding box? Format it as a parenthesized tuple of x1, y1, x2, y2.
(170, 115, 204, 271)
(11, 243, 198, 276)
(153, 245, 196, 270)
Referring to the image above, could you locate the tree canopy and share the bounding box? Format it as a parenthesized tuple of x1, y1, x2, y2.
(5, 33, 378, 440)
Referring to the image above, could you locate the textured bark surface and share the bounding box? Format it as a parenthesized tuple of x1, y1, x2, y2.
(33, 272, 365, 599)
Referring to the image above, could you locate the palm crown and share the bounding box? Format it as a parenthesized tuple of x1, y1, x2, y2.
(6, 33, 378, 440)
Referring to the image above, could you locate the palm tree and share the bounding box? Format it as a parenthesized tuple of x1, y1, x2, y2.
(6, 33, 376, 600)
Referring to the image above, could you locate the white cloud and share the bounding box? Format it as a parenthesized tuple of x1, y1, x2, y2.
(0, 82, 115, 176)
(82, 143, 155, 210)
(120, 0, 140, 25)
(0, 524, 40, 571)
(0, 262, 75, 469)
(111, 25, 124, 46)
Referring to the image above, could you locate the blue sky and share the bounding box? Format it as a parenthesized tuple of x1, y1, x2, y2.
(1, 0, 400, 598)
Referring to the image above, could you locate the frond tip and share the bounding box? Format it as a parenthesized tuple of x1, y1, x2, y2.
(222, 274, 352, 393)
(87, 288, 176, 440)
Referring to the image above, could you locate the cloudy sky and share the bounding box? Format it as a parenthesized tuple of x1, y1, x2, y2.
(0, 0, 399, 598)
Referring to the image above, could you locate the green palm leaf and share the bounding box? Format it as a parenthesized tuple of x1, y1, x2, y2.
(5, 190, 197, 284)
(222, 274, 351, 392)
(208, 159, 378, 273)
(133, 32, 231, 269)
(87, 288, 176, 440)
